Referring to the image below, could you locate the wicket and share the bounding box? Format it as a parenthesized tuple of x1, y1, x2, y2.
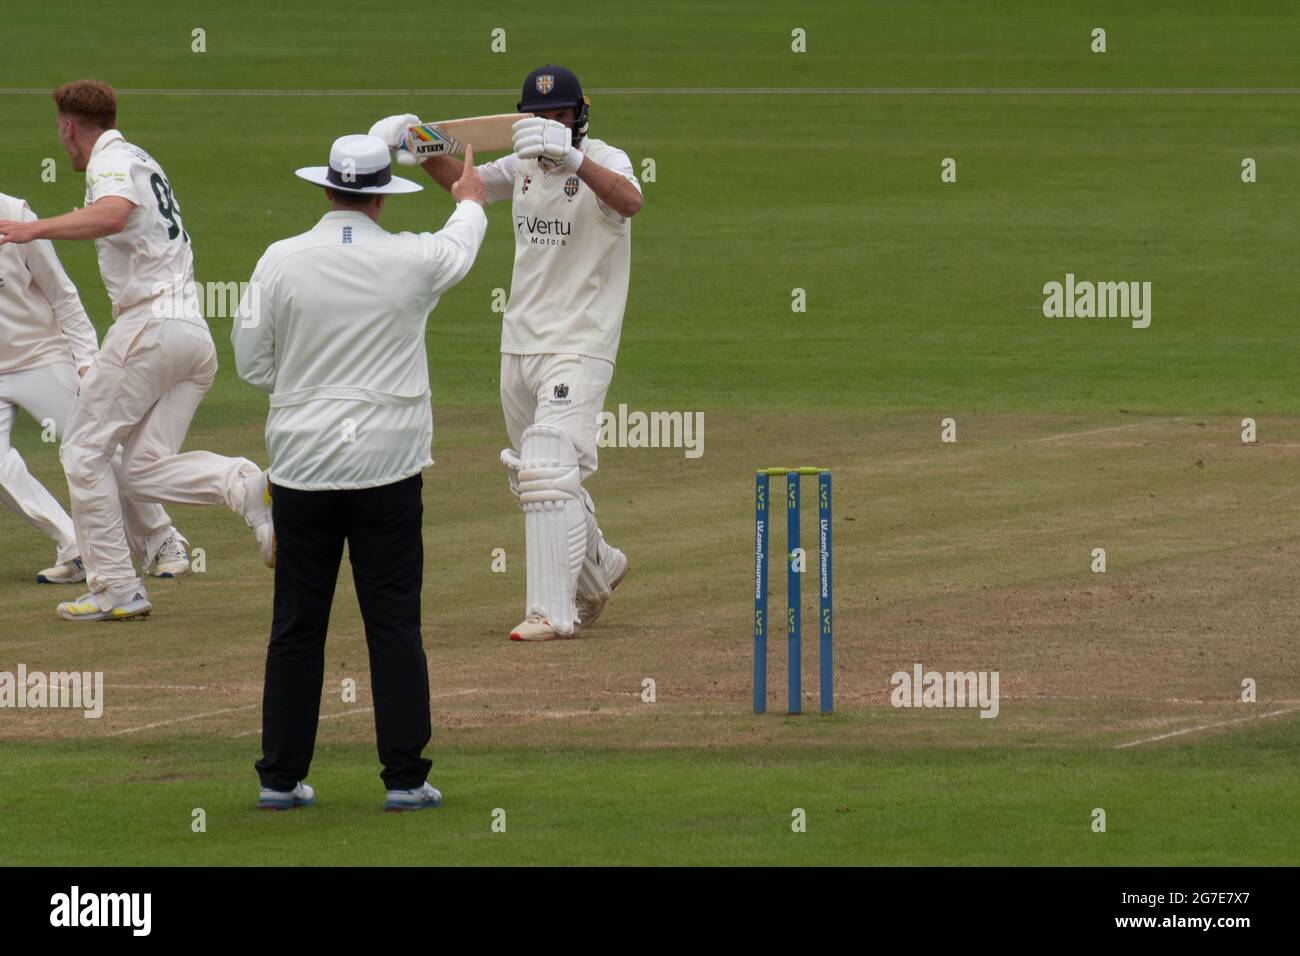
(754, 467, 832, 714)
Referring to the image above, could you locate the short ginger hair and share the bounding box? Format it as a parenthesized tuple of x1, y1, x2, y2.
(53, 79, 118, 129)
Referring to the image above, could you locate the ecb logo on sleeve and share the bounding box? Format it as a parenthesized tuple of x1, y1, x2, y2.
(564, 177, 580, 199)
(536, 74, 556, 95)
(553, 383, 570, 400)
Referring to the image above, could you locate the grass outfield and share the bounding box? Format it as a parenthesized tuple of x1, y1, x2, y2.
(2, 728, 1298, 866)
(1, 1, 1299, 865)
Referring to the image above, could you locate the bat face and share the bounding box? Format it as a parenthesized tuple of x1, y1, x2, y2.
(405, 113, 532, 158)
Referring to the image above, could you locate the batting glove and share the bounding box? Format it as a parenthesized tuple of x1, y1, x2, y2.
(512, 116, 547, 160)
(513, 117, 584, 171)
(368, 113, 422, 166)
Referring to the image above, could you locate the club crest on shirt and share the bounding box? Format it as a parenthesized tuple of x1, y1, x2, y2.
(536, 74, 555, 95)
(521, 175, 531, 195)
(564, 176, 580, 199)
(553, 383, 570, 400)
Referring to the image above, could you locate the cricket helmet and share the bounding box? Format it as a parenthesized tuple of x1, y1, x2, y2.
(518, 64, 590, 145)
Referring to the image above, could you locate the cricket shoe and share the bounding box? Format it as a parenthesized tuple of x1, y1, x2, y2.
(241, 470, 276, 568)
(384, 781, 443, 812)
(57, 590, 152, 622)
(509, 613, 574, 642)
(37, 557, 85, 585)
(258, 781, 315, 811)
(575, 547, 629, 630)
(149, 533, 190, 578)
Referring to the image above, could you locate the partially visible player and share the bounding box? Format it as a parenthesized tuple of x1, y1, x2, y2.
(0, 80, 273, 621)
(370, 64, 643, 641)
(0, 190, 190, 584)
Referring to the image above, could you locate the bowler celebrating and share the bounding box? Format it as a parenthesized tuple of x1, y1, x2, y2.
(0, 80, 274, 621)
(371, 64, 643, 641)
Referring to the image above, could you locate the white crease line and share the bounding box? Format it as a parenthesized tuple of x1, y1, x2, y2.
(1005, 695, 1234, 704)
(233, 705, 374, 738)
(5, 87, 1300, 97)
(320, 706, 371, 721)
(1030, 417, 1185, 443)
(1114, 707, 1298, 749)
(113, 684, 212, 690)
(231, 688, 480, 738)
(1003, 696, 1300, 704)
(108, 704, 259, 736)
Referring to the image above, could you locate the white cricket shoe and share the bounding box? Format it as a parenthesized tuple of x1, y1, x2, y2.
(384, 781, 443, 812)
(241, 470, 276, 568)
(258, 781, 315, 811)
(575, 547, 629, 629)
(509, 613, 572, 642)
(37, 557, 85, 585)
(149, 533, 190, 578)
(57, 590, 152, 622)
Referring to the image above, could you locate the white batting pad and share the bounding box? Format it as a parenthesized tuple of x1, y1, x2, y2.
(518, 425, 587, 635)
(500, 447, 522, 506)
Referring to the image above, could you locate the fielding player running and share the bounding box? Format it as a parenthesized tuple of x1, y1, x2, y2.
(370, 64, 643, 641)
(0, 190, 192, 585)
(0, 80, 273, 622)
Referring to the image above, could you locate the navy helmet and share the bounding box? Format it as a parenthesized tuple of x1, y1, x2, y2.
(518, 65, 590, 145)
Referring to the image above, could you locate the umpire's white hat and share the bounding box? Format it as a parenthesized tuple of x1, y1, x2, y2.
(295, 133, 422, 195)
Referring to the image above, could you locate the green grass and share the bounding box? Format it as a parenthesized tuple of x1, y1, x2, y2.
(7, 1, 1299, 91)
(1, 2, 1297, 416)
(3, 720, 1296, 866)
(2, 0, 1299, 866)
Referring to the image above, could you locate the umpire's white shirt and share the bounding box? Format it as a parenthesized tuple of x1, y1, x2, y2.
(232, 202, 487, 491)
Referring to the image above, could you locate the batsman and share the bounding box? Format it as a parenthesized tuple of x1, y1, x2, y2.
(371, 65, 643, 641)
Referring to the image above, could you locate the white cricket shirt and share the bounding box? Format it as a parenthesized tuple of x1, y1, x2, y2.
(83, 129, 201, 320)
(231, 203, 487, 491)
(479, 137, 639, 364)
(0, 192, 98, 375)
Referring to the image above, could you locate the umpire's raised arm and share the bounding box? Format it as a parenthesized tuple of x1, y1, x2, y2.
(408, 148, 488, 295)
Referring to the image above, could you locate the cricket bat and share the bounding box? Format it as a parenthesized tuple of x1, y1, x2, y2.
(404, 113, 532, 158)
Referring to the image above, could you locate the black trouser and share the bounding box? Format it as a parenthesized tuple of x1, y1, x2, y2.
(255, 474, 432, 792)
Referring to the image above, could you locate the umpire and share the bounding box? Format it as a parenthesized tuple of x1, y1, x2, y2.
(232, 133, 487, 812)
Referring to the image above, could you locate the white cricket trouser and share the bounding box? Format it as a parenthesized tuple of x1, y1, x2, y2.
(0, 361, 175, 567)
(61, 312, 260, 601)
(500, 353, 613, 479)
(501, 352, 618, 603)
